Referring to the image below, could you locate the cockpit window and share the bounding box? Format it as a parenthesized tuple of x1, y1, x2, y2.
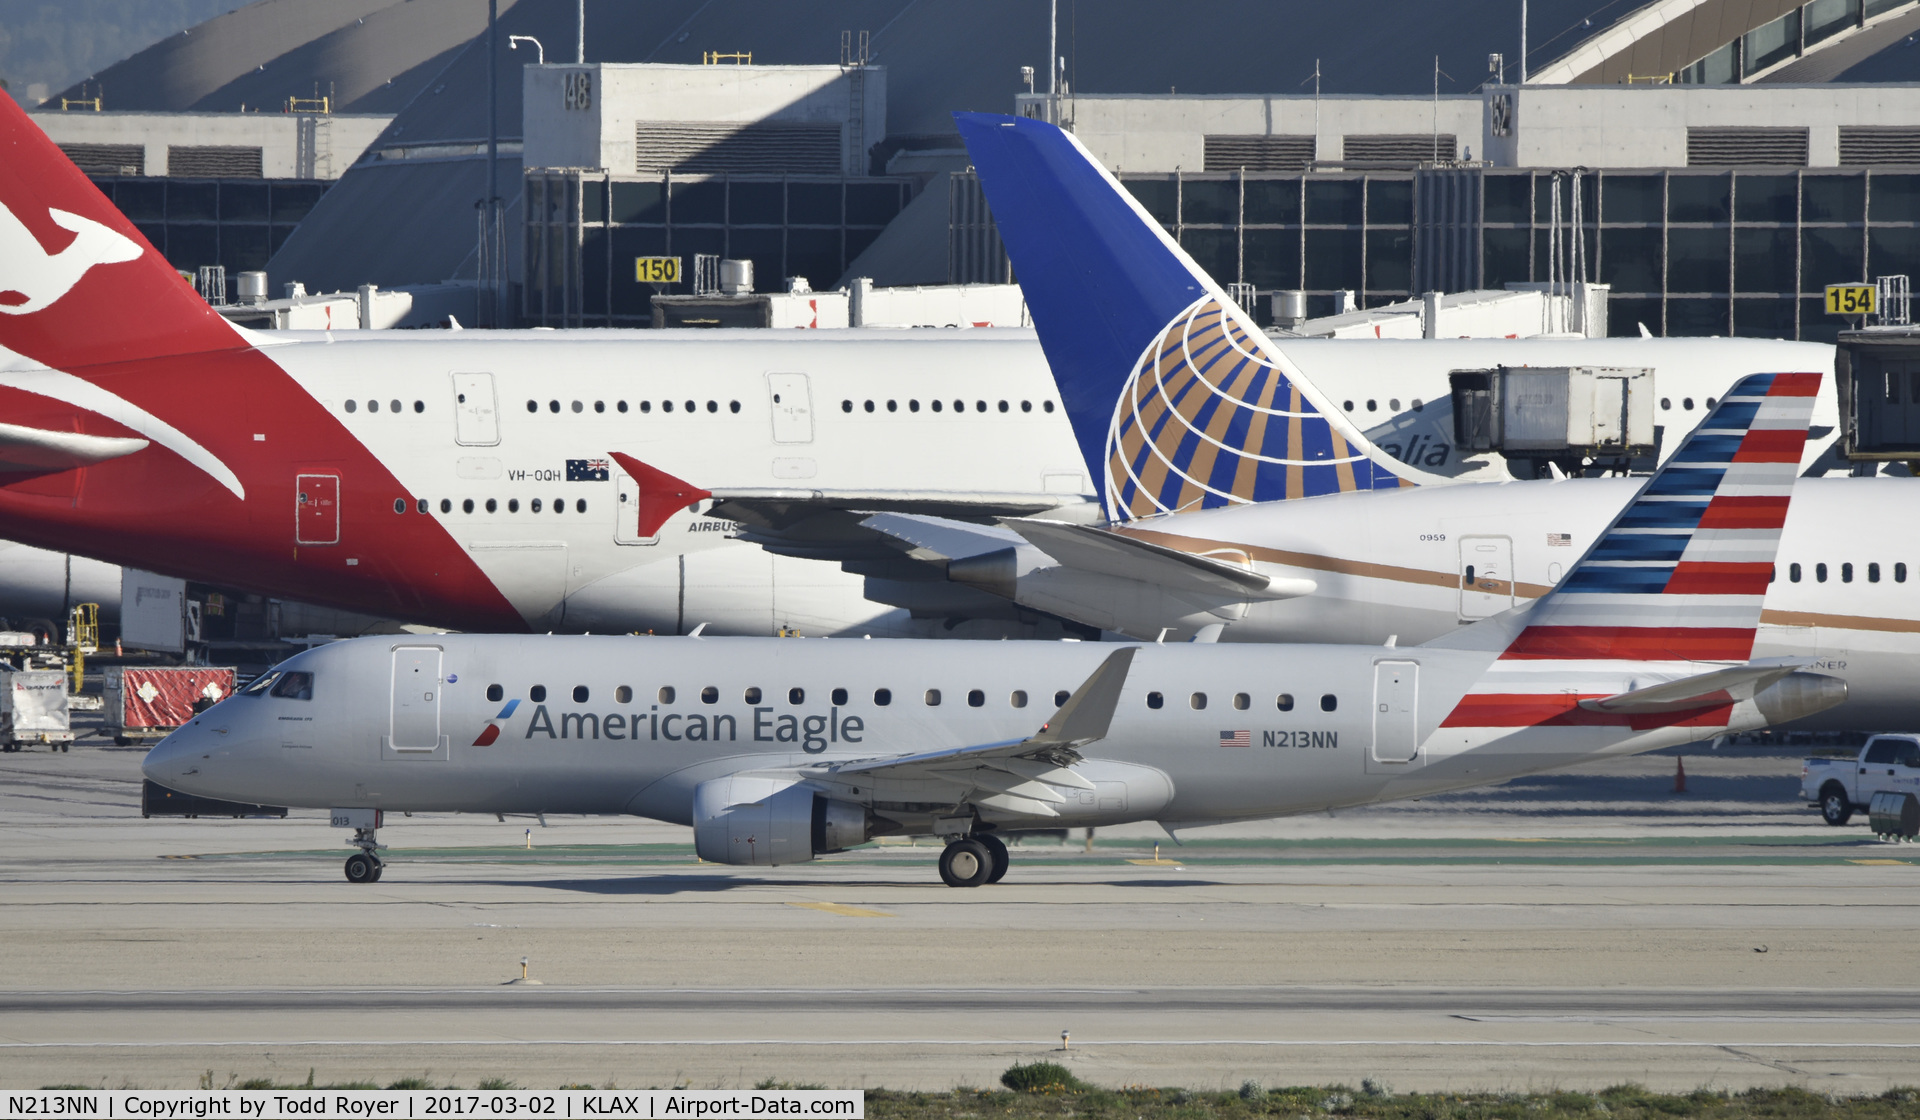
(242, 671, 282, 696)
(270, 671, 314, 701)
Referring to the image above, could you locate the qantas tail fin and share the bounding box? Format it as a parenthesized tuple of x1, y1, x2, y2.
(953, 112, 1436, 523)
(1435, 371, 1822, 663)
(0, 93, 243, 369)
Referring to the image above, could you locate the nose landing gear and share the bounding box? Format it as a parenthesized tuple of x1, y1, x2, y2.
(343, 825, 384, 883)
(938, 831, 1010, 887)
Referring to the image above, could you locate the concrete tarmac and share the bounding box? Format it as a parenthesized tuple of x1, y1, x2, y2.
(3, 740, 1918, 1093)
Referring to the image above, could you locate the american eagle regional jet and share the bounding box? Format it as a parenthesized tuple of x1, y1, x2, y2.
(146, 372, 1841, 885)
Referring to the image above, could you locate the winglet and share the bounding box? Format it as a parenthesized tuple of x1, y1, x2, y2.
(1029, 647, 1138, 760)
(611, 452, 713, 538)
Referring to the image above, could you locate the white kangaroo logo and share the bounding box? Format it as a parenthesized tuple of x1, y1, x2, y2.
(0, 199, 141, 315)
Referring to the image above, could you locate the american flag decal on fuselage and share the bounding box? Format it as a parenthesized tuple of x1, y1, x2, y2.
(1219, 729, 1250, 747)
(1441, 371, 1821, 730)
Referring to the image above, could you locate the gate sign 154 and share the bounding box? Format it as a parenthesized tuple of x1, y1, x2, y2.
(636, 257, 682, 284)
(1826, 284, 1876, 315)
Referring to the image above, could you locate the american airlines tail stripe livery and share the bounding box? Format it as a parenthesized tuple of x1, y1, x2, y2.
(951, 112, 1428, 521)
(146, 378, 1842, 885)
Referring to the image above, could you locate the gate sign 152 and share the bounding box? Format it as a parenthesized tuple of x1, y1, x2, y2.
(635, 257, 681, 284)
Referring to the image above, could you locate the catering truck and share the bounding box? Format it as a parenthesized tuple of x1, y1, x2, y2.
(1802, 735, 1920, 825)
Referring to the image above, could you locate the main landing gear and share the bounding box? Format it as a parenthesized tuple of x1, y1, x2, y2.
(344, 826, 384, 883)
(938, 832, 1010, 888)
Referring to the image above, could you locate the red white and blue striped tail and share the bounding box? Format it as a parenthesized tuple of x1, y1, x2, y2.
(1500, 371, 1820, 663)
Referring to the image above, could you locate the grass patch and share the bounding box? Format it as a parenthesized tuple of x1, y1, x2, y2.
(862, 1082, 1920, 1120)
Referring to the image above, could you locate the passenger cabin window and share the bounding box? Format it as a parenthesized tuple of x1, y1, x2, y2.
(873, 688, 891, 706)
(831, 688, 849, 705)
(1010, 690, 1028, 708)
(573, 685, 589, 703)
(658, 686, 675, 704)
(1790, 563, 1802, 582)
(615, 686, 632, 704)
(1146, 691, 1164, 710)
(1190, 692, 1207, 710)
(701, 686, 719, 704)
(1899, 563, 1910, 583)
(487, 684, 504, 702)
(1233, 693, 1250, 710)
(1842, 563, 1854, 583)
(1817, 563, 1829, 583)
(1053, 690, 1070, 706)
(744, 687, 762, 704)
(1320, 694, 1338, 712)
(968, 689, 985, 707)
(530, 685, 547, 702)
(924, 689, 941, 706)
(1870, 563, 1882, 583)
(788, 687, 805, 705)
(1277, 694, 1295, 711)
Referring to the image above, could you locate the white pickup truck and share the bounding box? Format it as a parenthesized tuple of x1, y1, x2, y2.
(1802, 735, 1920, 825)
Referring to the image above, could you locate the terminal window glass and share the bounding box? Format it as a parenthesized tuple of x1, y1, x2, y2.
(1870, 174, 1920, 223)
(1367, 179, 1413, 225)
(1123, 179, 1178, 225)
(1736, 229, 1798, 292)
(1736, 175, 1797, 223)
(1601, 228, 1663, 292)
(116, 180, 166, 222)
(1481, 228, 1530, 289)
(669, 179, 725, 224)
(221, 181, 269, 222)
(1668, 228, 1730, 293)
(1602, 175, 1662, 224)
(1482, 175, 1531, 224)
(1668, 176, 1731, 223)
(270, 182, 325, 224)
(1803, 177, 1865, 223)
(1244, 179, 1301, 224)
(1182, 179, 1237, 225)
(1802, 227, 1864, 291)
(169, 181, 218, 221)
(1743, 11, 1801, 75)
(1181, 229, 1238, 285)
(1366, 230, 1413, 293)
(788, 182, 842, 225)
(1243, 228, 1302, 289)
(1305, 229, 1362, 291)
(1734, 298, 1796, 338)
(729, 180, 783, 224)
(846, 182, 903, 225)
(1305, 179, 1362, 225)
(1870, 228, 1920, 281)
(1805, 0, 1859, 46)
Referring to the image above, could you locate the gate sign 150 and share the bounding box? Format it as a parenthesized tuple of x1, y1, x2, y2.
(636, 257, 682, 284)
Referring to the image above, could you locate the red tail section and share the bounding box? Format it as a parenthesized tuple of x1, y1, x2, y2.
(611, 452, 713, 538)
(0, 94, 244, 369)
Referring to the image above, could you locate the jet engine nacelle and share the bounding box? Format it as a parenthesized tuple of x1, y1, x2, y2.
(692, 775, 874, 866)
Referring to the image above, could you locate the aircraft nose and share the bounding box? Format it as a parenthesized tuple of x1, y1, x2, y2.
(142, 723, 212, 788)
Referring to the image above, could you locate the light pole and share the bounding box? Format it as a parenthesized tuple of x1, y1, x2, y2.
(508, 35, 544, 64)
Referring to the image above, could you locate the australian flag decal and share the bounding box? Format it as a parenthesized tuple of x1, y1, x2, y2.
(567, 458, 611, 482)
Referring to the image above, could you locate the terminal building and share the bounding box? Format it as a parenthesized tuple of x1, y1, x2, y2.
(21, 0, 1920, 339)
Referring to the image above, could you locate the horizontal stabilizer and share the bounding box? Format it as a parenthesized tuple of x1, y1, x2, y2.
(0, 421, 147, 474)
(1007, 518, 1316, 600)
(1577, 658, 1811, 714)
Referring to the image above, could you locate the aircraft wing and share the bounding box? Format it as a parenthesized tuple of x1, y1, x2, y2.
(1006, 518, 1316, 600)
(1576, 658, 1813, 713)
(794, 646, 1137, 817)
(0, 422, 147, 474)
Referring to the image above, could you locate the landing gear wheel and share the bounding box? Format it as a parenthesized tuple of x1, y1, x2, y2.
(939, 838, 993, 888)
(369, 863, 384, 882)
(344, 852, 379, 883)
(1821, 785, 1853, 826)
(976, 833, 1010, 883)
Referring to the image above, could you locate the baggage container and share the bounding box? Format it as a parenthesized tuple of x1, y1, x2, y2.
(140, 779, 286, 819)
(0, 668, 71, 751)
(1869, 790, 1920, 840)
(105, 666, 236, 744)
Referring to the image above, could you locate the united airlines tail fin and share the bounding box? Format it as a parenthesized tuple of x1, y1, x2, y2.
(0, 93, 243, 371)
(1435, 371, 1821, 665)
(954, 112, 1436, 523)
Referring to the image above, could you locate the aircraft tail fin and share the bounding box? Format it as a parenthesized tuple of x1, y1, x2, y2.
(953, 112, 1435, 523)
(0, 93, 243, 370)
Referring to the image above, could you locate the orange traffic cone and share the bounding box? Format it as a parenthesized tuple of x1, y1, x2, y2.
(1673, 757, 1688, 794)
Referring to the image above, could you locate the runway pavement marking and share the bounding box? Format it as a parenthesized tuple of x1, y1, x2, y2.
(1847, 859, 1911, 865)
(1126, 859, 1183, 866)
(785, 902, 894, 918)
(3, 1040, 1919, 1050)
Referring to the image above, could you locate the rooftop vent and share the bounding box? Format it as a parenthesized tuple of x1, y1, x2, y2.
(1840, 127, 1920, 167)
(636, 122, 841, 175)
(1204, 135, 1315, 173)
(58, 143, 143, 176)
(1686, 127, 1807, 167)
(168, 145, 264, 178)
(1343, 134, 1455, 163)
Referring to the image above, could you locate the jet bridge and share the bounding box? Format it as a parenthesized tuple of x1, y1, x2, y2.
(1837, 325, 1920, 471)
